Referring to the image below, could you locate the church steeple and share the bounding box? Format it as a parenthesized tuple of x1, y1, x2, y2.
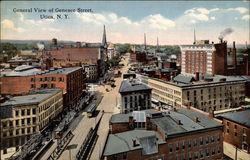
(102, 25, 107, 48)
(157, 37, 159, 50)
(144, 33, 147, 51)
(193, 28, 196, 44)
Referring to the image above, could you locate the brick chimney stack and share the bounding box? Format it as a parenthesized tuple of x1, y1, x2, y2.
(232, 41, 237, 70)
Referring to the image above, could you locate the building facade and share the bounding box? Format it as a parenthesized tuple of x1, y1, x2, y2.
(0, 66, 86, 110)
(104, 108, 223, 160)
(180, 40, 227, 76)
(83, 64, 98, 83)
(0, 89, 63, 158)
(138, 74, 246, 112)
(119, 79, 152, 113)
(221, 109, 250, 159)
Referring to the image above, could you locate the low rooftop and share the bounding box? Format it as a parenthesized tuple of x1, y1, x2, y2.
(220, 109, 250, 128)
(151, 108, 222, 138)
(119, 79, 152, 93)
(1, 65, 82, 77)
(0, 88, 62, 107)
(103, 130, 165, 156)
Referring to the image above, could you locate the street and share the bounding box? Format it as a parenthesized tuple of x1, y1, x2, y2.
(39, 53, 130, 160)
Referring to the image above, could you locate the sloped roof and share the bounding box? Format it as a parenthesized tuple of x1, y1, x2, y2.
(119, 80, 152, 93)
(221, 109, 250, 128)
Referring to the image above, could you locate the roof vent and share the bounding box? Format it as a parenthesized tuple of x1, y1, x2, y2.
(132, 139, 140, 147)
(176, 120, 182, 125)
(193, 117, 200, 123)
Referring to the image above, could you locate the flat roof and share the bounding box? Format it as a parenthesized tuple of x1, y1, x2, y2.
(151, 108, 222, 138)
(0, 89, 61, 107)
(220, 109, 250, 128)
(140, 74, 246, 89)
(110, 109, 162, 124)
(2, 66, 82, 77)
(103, 130, 165, 156)
(119, 79, 152, 93)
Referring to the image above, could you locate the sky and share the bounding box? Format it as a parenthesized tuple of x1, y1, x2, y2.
(1, 1, 249, 45)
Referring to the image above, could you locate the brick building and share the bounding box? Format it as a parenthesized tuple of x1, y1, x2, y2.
(180, 40, 228, 76)
(103, 108, 223, 160)
(0, 89, 63, 158)
(119, 79, 152, 113)
(180, 40, 249, 76)
(0, 66, 86, 110)
(138, 73, 246, 112)
(141, 68, 179, 81)
(220, 109, 250, 159)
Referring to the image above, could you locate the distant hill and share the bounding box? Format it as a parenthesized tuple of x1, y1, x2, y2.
(1, 39, 75, 45)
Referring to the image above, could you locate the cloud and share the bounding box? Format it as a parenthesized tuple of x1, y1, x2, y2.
(210, 17, 216, 20)
(227, 7, 249, 14)
(41, 27, 61, 32)
(141, 14, 175, 30)
(75, 12, 175, 30)
(1, 19, 25, 32)
(184, 8, 220, 22)
(242, 14, 250, 20)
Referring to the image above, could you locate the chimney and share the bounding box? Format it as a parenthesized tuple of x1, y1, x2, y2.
(76, 42, 81, 48)
(193, 117, 199, 123)
(132, 139, 139, 147)
(129, 116, 134, 123)
(232, 41, 237, 69)
(52, 38, 57, 45)
(176, 120, 182, 125)
(195, 72, 199, 81)
(220, 38, 223, 43)
(209, 110, 214, 118)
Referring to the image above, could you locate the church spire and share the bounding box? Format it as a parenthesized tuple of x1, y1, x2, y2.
(144, 33, 147, 51)
(157, 37, 159, 50)
(193, 28, 196, 44)
(102, 25, 107, 48)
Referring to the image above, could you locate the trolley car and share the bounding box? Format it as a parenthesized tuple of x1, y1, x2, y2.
(87, 104, 96, 118)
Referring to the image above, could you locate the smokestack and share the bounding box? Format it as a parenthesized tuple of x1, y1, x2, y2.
(218, 28, 233, 43)
(76, 42, 81, 48)
(195, 72, 199, 81)
(232, 41, 237, 69)
(52, 38, 57, 45)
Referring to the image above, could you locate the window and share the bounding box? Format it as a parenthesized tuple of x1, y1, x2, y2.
(176, 142, 179, 151)
(206, 149, 209, 157)
(3, 149, 7, 154)
(169, 144, 173, 153)
(21, 110, 25, 116)
(15, 110, 19, 117)
(200, 137, 203, 145)
(16, 120, 19, 126)
(243, 128, 246, 134)
(21, 128, 25, 134)
(234, 132, 237, 136)
(27, 109, 30, 115)
(234, 125, 237, 129)
(33, 108, 36, 115)
(9, 121, 13, 127)
(21, 119, 25, 125)
(31, 84, 35, 88)
(27, 118, 31, 124)
(227, 122, 229, 126)
(16, 129, 19, 135)
(122, 153, 127, 159)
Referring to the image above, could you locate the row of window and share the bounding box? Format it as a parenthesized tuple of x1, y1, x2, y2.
(2, 127, 36, 137)
(31, 77, 64, 82)
(169, 147, 221, 160)
(15, 108, 36, 117)
(168, 135, 221, 153)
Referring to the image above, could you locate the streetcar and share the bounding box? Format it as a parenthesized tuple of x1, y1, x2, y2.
(87, 104, 96, 118)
